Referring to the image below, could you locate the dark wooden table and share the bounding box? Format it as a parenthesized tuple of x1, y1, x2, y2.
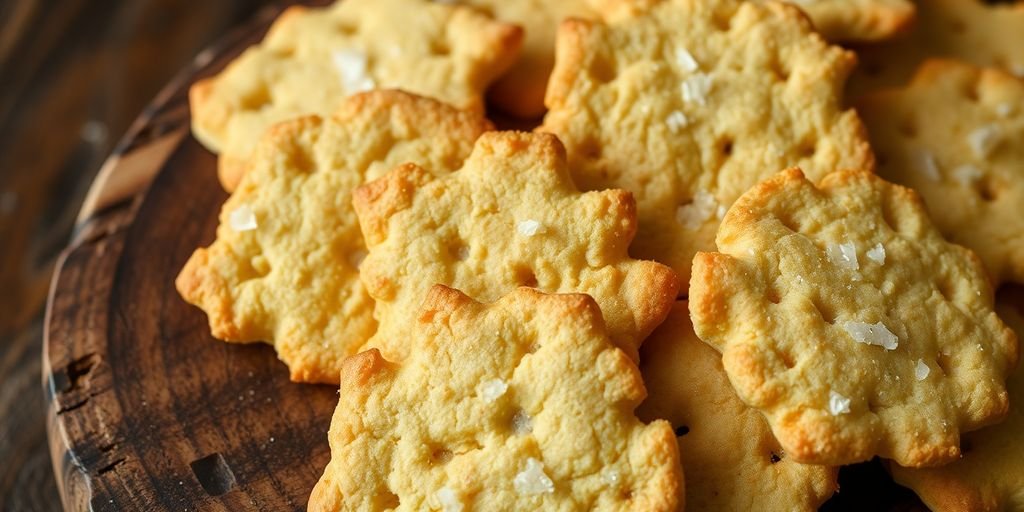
(0, 2, 281, 509)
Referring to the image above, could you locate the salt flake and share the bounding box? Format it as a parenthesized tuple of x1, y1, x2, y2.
(512, 410, 533, 435)
(844, 321, 899, 350)
(915, 359, 930, 381)
(681, 74, 712, 105)
(827, 241, 859, 271)
(952, 164, 983, 186)
(514, 458, 555, 495)
(866, 243, 886, 264)
(229, 204, 258, 232)
(479, 379, 508, 403)
(910, 148, 940, 181)
(332, 49, 376, 93)
(675, 47, 699, 72)
(676, 190, 718, 229)
(996, 103, 1014, 118)
(666, 110, 688, 133)
(517, 219, 543, 236)
(828, 391, 851, 415)
(602, 467, 621, 485)
(967, 125, 1002, 158)
(433, 486, 463, 512)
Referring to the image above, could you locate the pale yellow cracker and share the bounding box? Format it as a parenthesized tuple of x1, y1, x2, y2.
(308, 285, 683, 511)
(460, 0, 598, 118)
(176, 91, 492, 384)
(190, 0, 522, 190)
(352, 131, 678, 362)
(690, 168, 1018, 467)
(785, 0, 914, 42)
(891, 286, 1024, 512)
(638, 302, 838, 510)
(858, 59, 1024, 285)
(540, 0, 873, 285)
(849, 0, 1024, 96)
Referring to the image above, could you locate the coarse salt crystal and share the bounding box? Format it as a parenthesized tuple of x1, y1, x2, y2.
(914, 359, 930, 381)
(229, 204, 258, 232)
(479, 379, 508, 403)
(967, 125, 1002, 158)
(517, 219, 543, 236)
(952, 164, 983, 186)
(514, 458, 555, 495)
(675, 47, 699, 72)
(433, 486, 463, 512)
(827, 241, 859, 271)
(602, 468, 621, 485)
(828, 391, 851, 415)
(512, 410, 533, 435)
(911, 148, 940, 181)
(332, 49, 376, 93)
(666, 110, 688, 133)
(844, 321, 899, 350)
(681, 74, 712, 105)
(996, 103, 1014, 118)
(717, 204, 728, 219)
(676, 190, 718, 229)
(866, 242, 886, 264)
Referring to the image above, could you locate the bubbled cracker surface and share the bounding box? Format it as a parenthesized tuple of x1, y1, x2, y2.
(858, 60, 1024, 285)
(689, 168, 1018, 467)
(352, 131, 678, 362)
(175, 91, 492, 384)
(892, 287, 1024, 512)
(308, 286, 682, 512)
(848, 0, 1024, 97)
(190, 0, 521, 189)
(540, 0, 873, 285)
(638, 302, 837, 510)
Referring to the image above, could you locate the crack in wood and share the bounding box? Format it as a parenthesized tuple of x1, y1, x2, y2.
(96, 457, 126, 475)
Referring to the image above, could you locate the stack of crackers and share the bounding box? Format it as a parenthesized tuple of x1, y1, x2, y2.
(175, 0, 1024, 509)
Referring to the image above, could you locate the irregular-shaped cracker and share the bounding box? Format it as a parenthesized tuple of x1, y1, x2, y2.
(461, 0, 598, 118)
(891, 286, 1024, 512)
(689, 168, 1018, 467)
(190, 0, 521, 190)
(540, 0, 873, 285)
(858, 60, 1024, 285)
(176, 91, 492, 384)
(353, 131, 678, 361)
(785, 0, 914, 42)
(849, 0, 1024, 96)
(638, 302, 838, 510)
(308, 285, 683, 511)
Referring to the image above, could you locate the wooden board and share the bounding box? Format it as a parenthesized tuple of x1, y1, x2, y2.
(43, 2, 928, 510)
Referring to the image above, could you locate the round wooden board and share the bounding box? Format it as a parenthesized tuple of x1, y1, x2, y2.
(42, 2, 931, 511)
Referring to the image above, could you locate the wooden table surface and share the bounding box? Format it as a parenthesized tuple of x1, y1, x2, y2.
(0, 2, 281, 509)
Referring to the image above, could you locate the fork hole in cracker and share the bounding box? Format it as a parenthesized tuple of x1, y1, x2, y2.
(514, 266, 539, 288)
(773, 347, 796, 370)
(768, 451, 783, 464)
(934, 277, 957, 304)
(448, 240, 470, 261)
(936, 353, 953, 376)
(429, 446, 454, 466)
(898, 118, 917, 139)
(590, 57, 617, 84)
(375, 490, 400, 508)
(798, 138, 817, 160)
(765, 284, 782, 305)
(718, 136, 734, 159)
(978, 176, 1001, 202)
(811, 295, 837, 324)
(673, 425, 689, 437)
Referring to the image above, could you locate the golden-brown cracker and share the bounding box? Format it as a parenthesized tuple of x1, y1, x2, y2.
(848, 0, 1024, 97)
(352, 131, 678, 362)
(786, 0, 914, 42)
(858, 60, 1024, 285)
(308, 285, 682, 511)
(540, 0, 873, 285)
(638, 302, 838, 510)
(891, 286, 1024, 512)
(176, 91, 492, 384)
(190, 0, 521, 190)
(460, 0, 598, 119)
(689, 168, 1018, 467)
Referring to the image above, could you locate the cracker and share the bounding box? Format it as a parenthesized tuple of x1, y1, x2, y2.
(891, 286, 1024, 512)
(689, 168, 1018, 467)
(638, 302, 838, 510)
(461, 0, 598, 118)
(176, 91, 492, 384)
(848, 0, 1024, 97)
(308, 285, 682, 511)
(786, 0, 914, 42)
(352, 131, 678, 361)
(540, 0, 873, 285)
(858, 59, 1024, 286)
(190, 0, 522, 190)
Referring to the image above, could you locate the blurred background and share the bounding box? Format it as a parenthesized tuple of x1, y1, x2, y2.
(0, 2, 281, 508)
